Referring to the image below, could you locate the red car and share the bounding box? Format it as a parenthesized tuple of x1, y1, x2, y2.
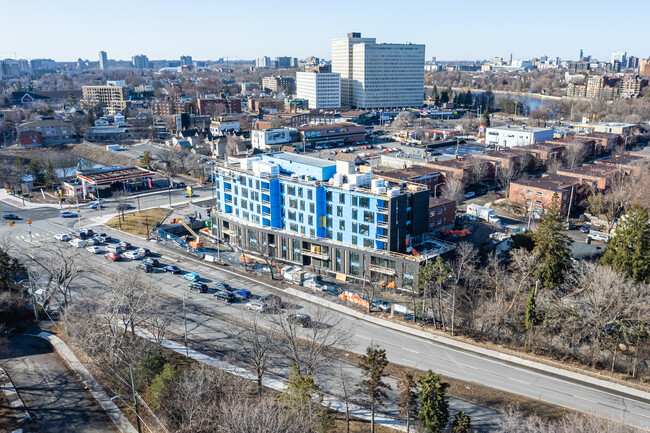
(105, 252, 121, 261)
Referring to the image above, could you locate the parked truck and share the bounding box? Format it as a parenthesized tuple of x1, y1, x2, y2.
(466, 204, 501, 224)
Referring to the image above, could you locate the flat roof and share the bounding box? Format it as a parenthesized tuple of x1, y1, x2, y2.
(487, 125, 554, 133)
(77, 166, 155, 185)
(298, 122, 361, 131)
(263, 152, 336, 169)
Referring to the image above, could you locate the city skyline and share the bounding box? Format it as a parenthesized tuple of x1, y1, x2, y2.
(1, 0, 647, 62)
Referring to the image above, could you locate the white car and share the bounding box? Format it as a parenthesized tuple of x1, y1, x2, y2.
(246, 301, 268, 312)
(69, 239, 85, 248)
(136, 247, 150, 256)
(55, 233, 70, 242)
(86, 246, 102, 254)
(122, 251, 143, 260)
(84, 238, 97, 246)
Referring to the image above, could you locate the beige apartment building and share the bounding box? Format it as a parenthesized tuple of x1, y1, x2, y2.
(82, 81, 128, 115)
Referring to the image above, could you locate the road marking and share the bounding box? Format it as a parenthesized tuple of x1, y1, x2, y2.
(401, 347, 419, 354)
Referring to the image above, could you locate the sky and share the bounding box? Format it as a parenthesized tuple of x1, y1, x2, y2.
(1, 0, 647, 63)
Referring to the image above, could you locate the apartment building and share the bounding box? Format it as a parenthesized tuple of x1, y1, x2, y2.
(262, 76, 295, 93)
(212, 152, 453, 290)
(82, 82, 128, 115)
(556, 164, 621, 191)
(511, 142, 564, 164)
(251, 128, 297, 150)
(296, 71, 341, 109)
(508, 174, 578, 214)
(16, 119, 75, 146)
(151, 98, 195, 116)
(132, 54, 150, 69)
(428, 197, 456, 232)
(375, 166, 445, 196)
(594, 154, 645, 176)
(196, 97, 242, 115)
(619, 75, 648, 99)
(332, 32, 425, 109)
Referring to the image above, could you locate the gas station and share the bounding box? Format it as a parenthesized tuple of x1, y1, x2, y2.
(74, 166, 156, 198)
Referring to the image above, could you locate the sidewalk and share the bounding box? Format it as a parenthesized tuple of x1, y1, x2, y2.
(34, 332, 137, 433)
(0, 191, 61, 210)
(0, 367, 32, 432)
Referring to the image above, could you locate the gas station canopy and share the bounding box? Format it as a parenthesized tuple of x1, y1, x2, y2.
(76, 166, 155, 185)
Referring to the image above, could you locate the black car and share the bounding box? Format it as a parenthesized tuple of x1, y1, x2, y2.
(143, 257, 159, 267)
(188, 282, 208, 293)
(72, 230, 87, 239)
(260, 294, 283, 310)
(214, 290, 235, 303)
(137, 263, 153, 273)
(164, 265, 181, 274)
(213, 282, 232, 291)
(287, 313, 311, 328)
(2, 214, 21, 220)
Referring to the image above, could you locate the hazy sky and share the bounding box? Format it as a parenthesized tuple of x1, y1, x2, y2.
(1, 0, 647, 62)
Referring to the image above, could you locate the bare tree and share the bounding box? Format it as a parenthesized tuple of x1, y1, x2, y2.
(497, 163, 520, 194)
(393, 111, 416, 130)
(236, 313, 272, 393)
(25, 242, 80, 308)
(467, 156, 488, 183)
(226, 133, 246, 156)
(441, 177, 465, 205)
(563, 145, 587, 169)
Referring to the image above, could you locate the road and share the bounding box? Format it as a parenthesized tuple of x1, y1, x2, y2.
(2, 198, 650, 431)
(0, 333, 117, 433)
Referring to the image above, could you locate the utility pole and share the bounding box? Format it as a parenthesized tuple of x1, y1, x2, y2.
(183, 290, 189, 357)
(28, 271, 39, 320)
(129, 365, 142, 433)
(451, 278, 457, 337)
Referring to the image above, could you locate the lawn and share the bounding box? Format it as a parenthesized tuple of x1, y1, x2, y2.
(105, 208, 170, 238)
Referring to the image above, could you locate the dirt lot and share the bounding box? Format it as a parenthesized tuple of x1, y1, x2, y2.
(3, 141, 141, 168)
(105, 208, 170, 238)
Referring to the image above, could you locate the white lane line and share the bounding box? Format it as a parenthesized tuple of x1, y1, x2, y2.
(401, 347, 419, 354)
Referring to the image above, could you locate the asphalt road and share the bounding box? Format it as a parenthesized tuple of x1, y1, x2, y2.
(0, 334, 117, 433)
(3, 199, 650, 431)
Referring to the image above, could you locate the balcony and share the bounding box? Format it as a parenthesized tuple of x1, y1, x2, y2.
(302, 249, 330, 260)
(369, 264, 396, 276)
(377, 219, 388, 228)
(376, 206, 388, 214)
(376, 234, 388, 241)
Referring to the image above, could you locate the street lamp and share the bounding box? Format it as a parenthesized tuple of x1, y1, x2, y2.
(448, 274, 457, 337)
(183, 288, 189, 358)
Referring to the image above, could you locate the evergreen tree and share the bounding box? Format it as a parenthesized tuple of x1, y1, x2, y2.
(0, 247, 26, 291)
(532, 194, 571, 289)
(29, 158, 44, 185)
(358, 345, 391, 433)
(418, 370, 449, 433)
(601, 204, 650, 283)
(140, 151, 153, 169)
(396, 369, 419, 433)
(451, 411, 471, 433)
(44, 159, 57, 190)
(12, 158, 25, 175)
(149, 363, 179, 411)
(284, 363, 332, 432)
(482, 108, 491, 127)
(524, 287, 537, 331)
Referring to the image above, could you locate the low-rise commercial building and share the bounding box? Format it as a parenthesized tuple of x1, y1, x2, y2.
(212, 152, 454, 291)
(209, 116, 240, 135)
(256, 112, 309, 129)
(485, 125, 555, 148)
(298, 122, 366, 147)
(251, 128, 297, 150)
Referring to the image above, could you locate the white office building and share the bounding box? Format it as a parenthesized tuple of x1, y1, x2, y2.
(485, 125, 555, 148)
(331, 32, 425, 109)
(251, 128, 297, 150)
(99, 51, 108, 70)
(296, 71, 341, 109)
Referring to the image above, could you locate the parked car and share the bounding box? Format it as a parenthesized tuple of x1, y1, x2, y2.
(106, 244, 124, 254)
(122, 251, 143, 260)
(464, 192, 476, 198)
(214, 291, 235, 303)
(137, 263, 153, 273)
(2, 214, 21, 220)
(86, 246, 102, 254)
(136, 247, 150, 256)
(60, 211, 77, 218)
(173, 182, 186, 188)
(184, 272, 200, 282)
(69, 239, 85, 248)
(94, 233, 110, 242)
(580, 226, 590, 234)
(164, 265, 181, 274)
(84, 238, 97, 246)
(213, 282, 232, 291)
(119, 241, 132, 250)
(246, 301, 267, 312)
(54, 233, 71, 242)
(496, 193, 504, 199)
(188, 282, 208, 293)
(143, 257, 159, 267)
(71, 230, 87, 239)
(260, 294, 283, 310)
(81, 229, 94, 236)
(232, 288, 251, 299)
(287, 313, 312, 328)
(105, 252, 121, 261)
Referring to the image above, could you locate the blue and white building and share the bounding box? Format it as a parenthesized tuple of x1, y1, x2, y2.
(212, 152, 453, 291)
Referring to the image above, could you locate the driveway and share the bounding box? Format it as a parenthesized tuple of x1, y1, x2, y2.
(0, 334, 117, 433)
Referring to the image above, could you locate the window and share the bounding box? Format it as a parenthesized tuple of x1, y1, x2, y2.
(335, 249, 342, 272)
(359, 197, 370, 208)
(337, 206, 343, 217)
(326, 191, 332, 201)
(352, 235, 357, 245)
(326, 230, 332, 239)
(526, 189, 533, 195)
(337, 232, 343, 241)
(535, 200, 542, 206)
(310, 203, 315, 213)
(288, 210, 296, 221)
(289, 199, 297, 208)
(536, 192, 543, 197)
(352, 196, 357, 206)
(364, 238, 373, 248)
(339, 193, 346, 204)
(359, 224, 369, 236)
(326, 204, 332, 215)
(349, 252, 360, 276)
(290, 223, 298, 232)
(363, 211, 373, 223)
(437, 219, 442, 225)
(437, 209, 442, 215)
(308, 215, 313, 225)
(352, 209, 357, 220)
(308, 189, 313, 200)
(287, 185, 295, 196)
(300, 201, 305, 211)
(352, 222, 357, 233)
(339, 220, 345, 231)
(310, 229, 315, 237)
(298, 187, 303, 197)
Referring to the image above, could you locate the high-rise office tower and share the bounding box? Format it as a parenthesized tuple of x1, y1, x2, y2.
(180, 55, 193, 66)
(99, 51, 108, 70)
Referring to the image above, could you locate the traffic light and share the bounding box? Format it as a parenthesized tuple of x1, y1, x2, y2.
(68, 205, 72, 211)
(5, 189, 9, 194)
(28, 219, 32, 225)
(9, 222, 13, 227)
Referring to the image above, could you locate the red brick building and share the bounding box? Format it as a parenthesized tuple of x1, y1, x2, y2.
(556, 164, 621, 191)
(19, 131, 42, 146)
(257, 112, 309, 129)
(376, 166, 445, 196)
(425, 158, 474, 185)
(594, 154, 645, 176)
(151, 99, 195, 116)
(197, 97, 242, 116)
(509, 174, 578, 214)
(428, 197, 456, 231)
(511, 141, 565, 165)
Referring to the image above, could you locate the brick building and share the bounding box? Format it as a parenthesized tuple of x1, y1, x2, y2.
(375, 166, 445, 196)
(248, 98, 285, 115)
(197, 97, 242, 116)
(256, 112, 309, 129)
(508, 174, 578, 214)
(511, 142, 565, 165)
(428, 197, 456, 232)
(151, 99, 195, 116)
(425, 158, 474, 185)
(556, 164, 620, 191)
(594, 154, 646, 176)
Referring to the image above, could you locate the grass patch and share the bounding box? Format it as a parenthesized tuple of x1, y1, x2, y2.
(105, 208, 170, 238)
